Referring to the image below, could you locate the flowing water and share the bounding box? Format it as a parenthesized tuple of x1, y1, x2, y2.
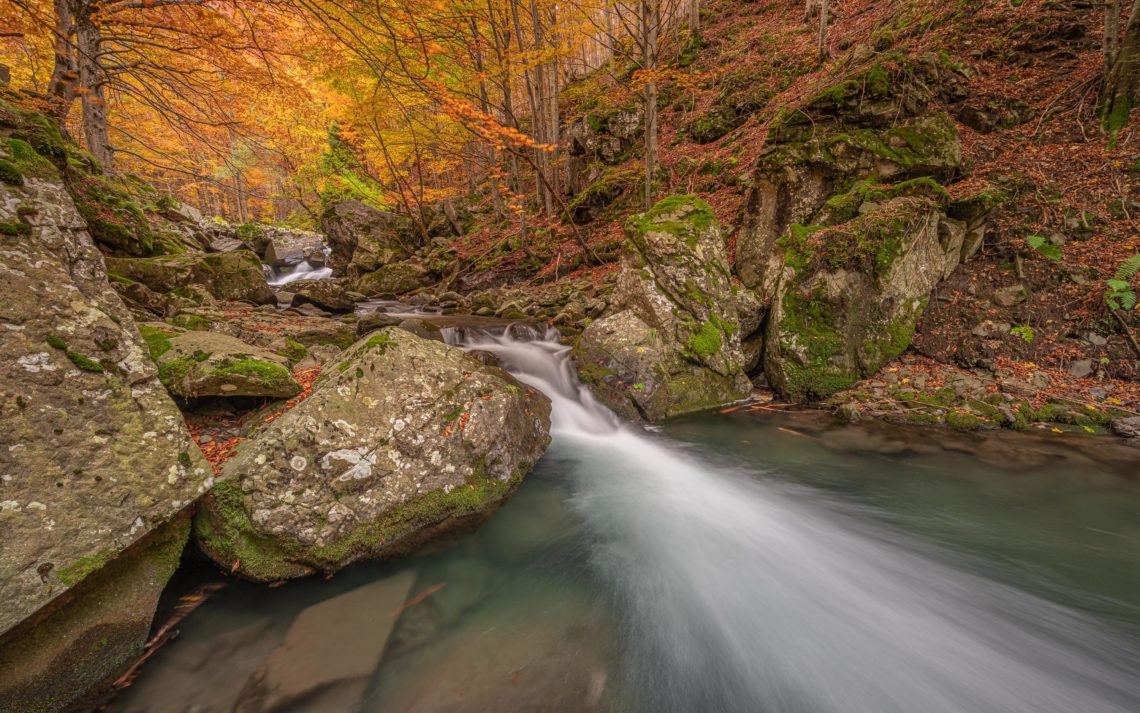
(264, 248, 333, 287)
(110, 328, 1140, 713)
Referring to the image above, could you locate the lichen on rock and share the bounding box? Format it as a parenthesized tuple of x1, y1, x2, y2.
(193, 327, 552, 581)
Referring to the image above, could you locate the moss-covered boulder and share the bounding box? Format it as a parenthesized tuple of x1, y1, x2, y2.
(764, 196, 962, 401)
(105, 249, 275, 304)
(573, 195, 752, 420)
(193, 328, 552, 581)
(354, 259, 435, 297)
(0, 124, 211, 709)
(143, 328, 301, 399)
(735, 57, 963, 300)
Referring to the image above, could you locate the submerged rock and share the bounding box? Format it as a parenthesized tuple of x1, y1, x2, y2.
(106, 249, 275, 305)
(194, 327, 552, 581)
(0, 134, 210, 710)
(574, 195, 752, 420)
(235, 572, 417, 713)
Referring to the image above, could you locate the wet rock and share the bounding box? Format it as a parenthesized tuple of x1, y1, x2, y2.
(289, 303, 331, 318)
(1110, 416, 1140, 441)
(150, 329, 301, 399)
(106, 249, 275, 304)
(356, 311, 403, 336)
(992, 284, 1027, 307)
(0, 131, 211, 709)
(194, 328, 552, 581)
(234, 572, 416, 713)
(574, 195, 752, 420)
(260, 228, 325, 268)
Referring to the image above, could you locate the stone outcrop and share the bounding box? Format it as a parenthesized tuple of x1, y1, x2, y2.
(106, 249, 275, 305)
(0, 131, 211, 710)
(735, 59, 964, 302)
(564, 106, 642, 198)
(574, 195, 753, 420)
(320, 200, 419, 276)
(194, 327, 552, 581)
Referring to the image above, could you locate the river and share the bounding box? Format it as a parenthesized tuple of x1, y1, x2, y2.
(108, 327, 1140, 713)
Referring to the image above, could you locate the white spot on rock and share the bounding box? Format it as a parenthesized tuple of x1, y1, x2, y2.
(290, 455, 307, 471)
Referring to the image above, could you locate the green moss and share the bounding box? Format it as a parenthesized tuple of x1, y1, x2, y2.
(213, 359, 292, 385)
(628, 194, 716, 248)
(235, 222, 264, 243)
(195, 461, 528, 581)
(4, 137, 59, 180)
(45, 334, 104, 372)
(276, 338, 308, 364)
(946, 410, 981, 431)
(137, 324, 177, 360)
(365, 332, 394, 353)
(0, 220, 31, 236)
(58, 550, 115, 587)
(157, 355, 196, 387)
(686, 320, 724, 357)
(0, 158, 23, 185)
(169, 313, 213, 331)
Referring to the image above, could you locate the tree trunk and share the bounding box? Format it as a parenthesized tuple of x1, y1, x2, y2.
(1106, 0, 1121, 72)
(818, 0, 829, 60)
(47, 0, 78, 119)
(74, 0, 112, 170)
(641, 0, 658, 209)
(1104, 0, 1140, 129)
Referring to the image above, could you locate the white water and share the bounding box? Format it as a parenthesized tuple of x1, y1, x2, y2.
(458, 328, 1140, 713)
(266, 259, 333, 287)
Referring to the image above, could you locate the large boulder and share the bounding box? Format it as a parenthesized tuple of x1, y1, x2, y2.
(0, 134, 211, 710)
(320, 200, 419, 276)
(735, 59, 963, 301)
(106, 249, 275, 304)
(764, 195, 962, 401)
(354, 259, 435, 297)
(193, 328, 552, 581)
(574, 195, 752, 420)
(289, 278, 355, 313)
(143, 327, 302, 400)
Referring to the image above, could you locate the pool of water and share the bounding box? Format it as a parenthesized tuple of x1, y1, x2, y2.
(106, 334, 1140, 713)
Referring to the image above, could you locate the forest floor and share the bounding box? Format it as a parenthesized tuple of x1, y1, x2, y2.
(447, 0, 1140, 436)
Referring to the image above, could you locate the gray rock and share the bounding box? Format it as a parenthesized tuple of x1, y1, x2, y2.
(1068, 359, 1093, 378)
(765, 197, 959, 401)
(194, 328, 552, 581)
(320, 200, 418, 276)
(993, 284, 1028, 307)
(1110, 416, 1140, 440)
(1084, 332, 1108, 347)
(0, 150, 210, 709)
(289, 279, 354, 313)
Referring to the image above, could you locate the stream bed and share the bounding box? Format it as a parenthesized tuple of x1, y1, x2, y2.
(107, 331, 1140, 713)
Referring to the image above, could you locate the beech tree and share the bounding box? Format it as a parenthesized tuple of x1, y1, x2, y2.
(1104, 0, 1140, 130)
